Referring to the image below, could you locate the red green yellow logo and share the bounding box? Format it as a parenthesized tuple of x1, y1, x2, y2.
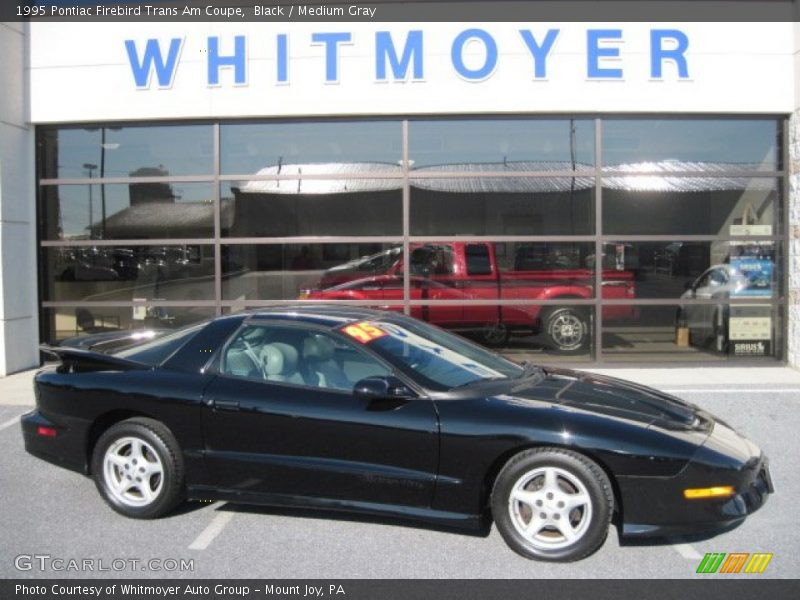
(696, 552, 773, 574)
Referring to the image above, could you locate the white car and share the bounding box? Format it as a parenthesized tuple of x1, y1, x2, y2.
(679, 264, 750, 352)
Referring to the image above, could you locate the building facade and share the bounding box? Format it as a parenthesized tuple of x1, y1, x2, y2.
(1, 20, 799, 373)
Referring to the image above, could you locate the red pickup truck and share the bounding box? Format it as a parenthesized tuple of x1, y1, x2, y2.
(302, 242, 636, 354)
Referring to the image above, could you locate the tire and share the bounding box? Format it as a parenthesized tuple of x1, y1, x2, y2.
(491, 448, 613, 562)
(90, 417, 185, 519)
(478, 322, 510, 347)
(541, 307, 589, 354)
(712, 308, 728, 354)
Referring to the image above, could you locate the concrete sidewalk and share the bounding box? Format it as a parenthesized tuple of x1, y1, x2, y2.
(2, 365, 799, 406)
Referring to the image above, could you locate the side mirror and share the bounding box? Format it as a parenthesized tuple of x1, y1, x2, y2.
(353, 376, 414, 401)
(683, 280, 695, 291)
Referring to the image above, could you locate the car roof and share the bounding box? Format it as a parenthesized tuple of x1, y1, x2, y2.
(239, 304, 392, 329)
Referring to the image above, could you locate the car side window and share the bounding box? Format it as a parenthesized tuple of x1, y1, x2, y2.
(220, 324, 390, 393)
(694, 270, 713, 289)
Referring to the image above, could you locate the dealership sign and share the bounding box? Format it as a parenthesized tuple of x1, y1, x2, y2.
(123, 28, 690, 88)
(28, 22, 794, 121)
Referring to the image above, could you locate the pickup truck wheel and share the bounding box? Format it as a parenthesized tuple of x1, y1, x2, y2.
(479, 323, 510, 347)
(542, 307, 589, 354)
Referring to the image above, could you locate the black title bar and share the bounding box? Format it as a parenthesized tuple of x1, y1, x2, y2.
(3, 0, 800, 22)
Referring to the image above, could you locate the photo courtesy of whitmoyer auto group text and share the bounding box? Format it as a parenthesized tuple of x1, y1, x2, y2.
(1, 1, 799, 599)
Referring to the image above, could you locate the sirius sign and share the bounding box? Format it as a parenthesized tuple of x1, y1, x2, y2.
(123, 27, 690, 89)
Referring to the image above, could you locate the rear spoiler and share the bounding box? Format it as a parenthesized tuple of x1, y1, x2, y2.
(40, 345, 151, 373)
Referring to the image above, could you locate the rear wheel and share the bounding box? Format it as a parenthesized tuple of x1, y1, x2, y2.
(712, 308, 728, 354)
(542, 307, 589, 354)
(479, 322, 510, 347)
(91, 417, 184, 519)
(491, 448, 613, 562)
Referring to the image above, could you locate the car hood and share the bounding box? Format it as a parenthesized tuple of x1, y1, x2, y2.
(498, 367, 708, 430)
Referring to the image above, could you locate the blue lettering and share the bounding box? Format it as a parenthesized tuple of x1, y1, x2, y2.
(650, 29, 689, 79)
(587, 29, 623, 79)
(451, 29, 498, 81)
(311, 32, 352, 82)
(518, 29, 559, 78)
(277, 34, 288, 83)
(124, 38, 183, 88)
(375, 31, 423, 81)
(207, 36, 246, 86)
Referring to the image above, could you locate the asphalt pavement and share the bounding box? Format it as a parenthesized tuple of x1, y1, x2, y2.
(0, 370, 798, 579)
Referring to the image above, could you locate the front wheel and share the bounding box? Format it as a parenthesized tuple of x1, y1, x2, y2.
(541, 307, 589, 354)
(91, 417, 185, 519)
(491, 448, 613, 562)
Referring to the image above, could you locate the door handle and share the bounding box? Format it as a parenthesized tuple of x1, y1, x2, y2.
(212, 399, 240, 412)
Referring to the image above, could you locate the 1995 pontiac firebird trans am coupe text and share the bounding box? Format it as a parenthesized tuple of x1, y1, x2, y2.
(22, 307, 773, 561)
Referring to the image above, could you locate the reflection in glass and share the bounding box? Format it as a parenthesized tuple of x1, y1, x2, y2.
(602, 119, 779, 169)
(221, 180, 402, 237)
(410, 178, 595, 235)
(40, 183, 215, 241)
(42, 245, 215, 302)
(603, 241, 778, 300)
(408, 119, 595, 169)
(39, 125, 213, 180)
(220, 121, 402, 175)
(221, 243, 400, 302)
(603, 305, 778, 362)
(601, 177, 778, 236)
(41, 306, 216, 345)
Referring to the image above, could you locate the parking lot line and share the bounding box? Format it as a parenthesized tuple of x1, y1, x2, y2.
(0, 415, 22, 432)
(669, 537, 703, 559)
(189, 508, 235, 551)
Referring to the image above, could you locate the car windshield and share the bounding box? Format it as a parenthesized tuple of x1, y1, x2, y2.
(339, 316, 524, 390)
(114, 321, 208, 366)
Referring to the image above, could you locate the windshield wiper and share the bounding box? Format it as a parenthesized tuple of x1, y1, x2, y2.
(518, 361, 544, 378)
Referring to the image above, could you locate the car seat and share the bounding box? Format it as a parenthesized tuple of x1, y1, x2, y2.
(260, 342, 305, 385)
(224, 347, 261, 378)
(302, 334, 350, 390)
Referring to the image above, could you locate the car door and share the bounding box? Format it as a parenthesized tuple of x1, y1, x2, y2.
(686, 267, 728, 338)
(201, 321, 440, 508)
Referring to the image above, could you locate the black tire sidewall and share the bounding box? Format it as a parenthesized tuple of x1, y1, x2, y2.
(91, 418, 184, 519)
(491, 449, 612, 562)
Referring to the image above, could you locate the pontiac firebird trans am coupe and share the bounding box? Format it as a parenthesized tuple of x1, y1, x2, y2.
(22, 307, 773, 561)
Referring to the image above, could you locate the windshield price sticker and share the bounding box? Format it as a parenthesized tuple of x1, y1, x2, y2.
(342, 322, 387, 343)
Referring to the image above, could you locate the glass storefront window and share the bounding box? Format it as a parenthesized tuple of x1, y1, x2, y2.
(221, 180, 403, 237)
(39, 124, 213, 180)
(601, 177, 779, 236)
(36, 117, 786, 364)
(42, 245, 215, 302)
(602, 119, 780, 170)
(408, 119, 595, 170)
(601, 240, 779, 300)
(410, 177, 595, 235)
(221, 243, 401, 302)
(40, 306, 216, 346)
(603, 304, 780, 362)
(220, 120, 402, 175)
(40, 183, 215, 241)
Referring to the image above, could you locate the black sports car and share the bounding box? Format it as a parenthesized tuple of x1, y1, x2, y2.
(22, 307, 773, 562)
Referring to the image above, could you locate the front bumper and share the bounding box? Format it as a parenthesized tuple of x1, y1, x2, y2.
(617, 421, 773, 538)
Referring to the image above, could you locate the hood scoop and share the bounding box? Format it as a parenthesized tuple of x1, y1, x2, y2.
(547, 369, 698, 427)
